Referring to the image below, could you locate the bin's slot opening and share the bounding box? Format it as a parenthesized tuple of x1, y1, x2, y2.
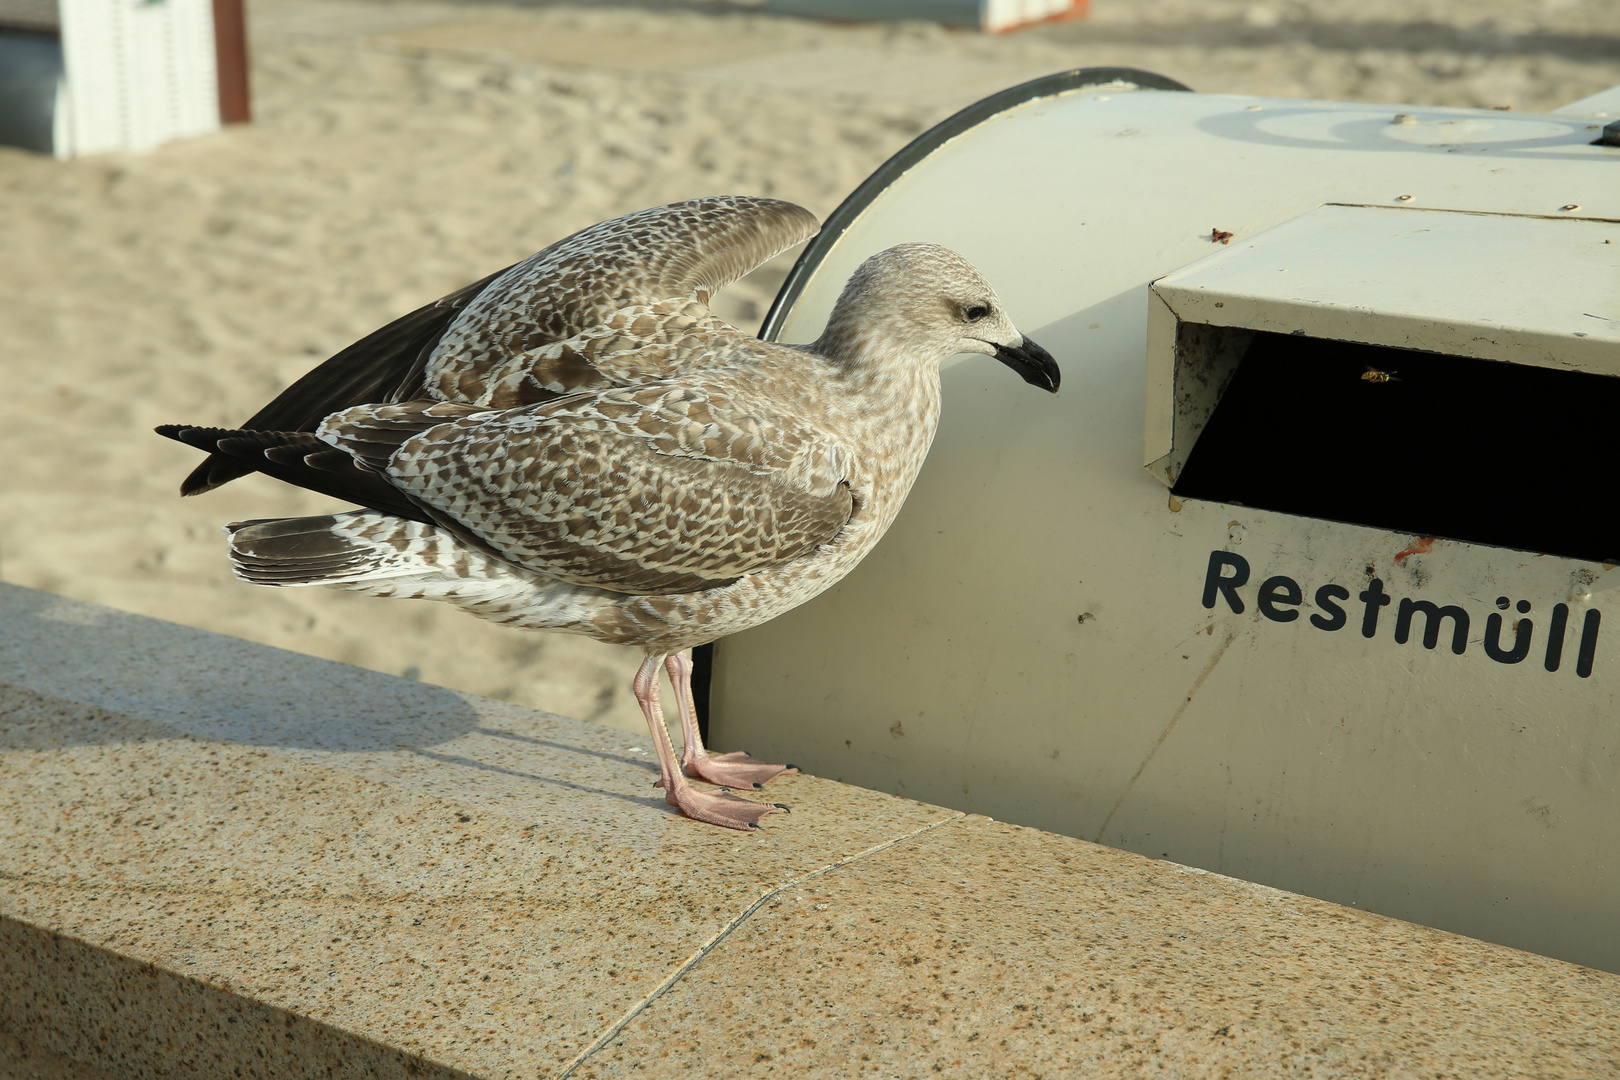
(1172, 331, 1619, 565)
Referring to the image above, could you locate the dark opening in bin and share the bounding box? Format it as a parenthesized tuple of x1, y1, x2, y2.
(1172, 331, 1620, 565)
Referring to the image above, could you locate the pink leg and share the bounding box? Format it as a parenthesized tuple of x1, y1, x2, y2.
(665, 650, 798, 789)
(632, 653, 785, 831)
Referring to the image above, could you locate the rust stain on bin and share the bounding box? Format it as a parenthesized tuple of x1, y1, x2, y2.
(1394, 537, 1438, 564)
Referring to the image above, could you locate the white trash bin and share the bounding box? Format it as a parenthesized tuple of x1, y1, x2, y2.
(706, 68, 1620, 973)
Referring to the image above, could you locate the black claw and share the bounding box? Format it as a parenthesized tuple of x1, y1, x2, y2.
(751, 782, 763, 789)
(785, 764, 800, 771)
(748, 822, 760, 829)
(773, 803, 790, 811)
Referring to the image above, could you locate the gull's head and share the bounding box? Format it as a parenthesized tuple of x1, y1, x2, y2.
(816, 242, 1060, 393)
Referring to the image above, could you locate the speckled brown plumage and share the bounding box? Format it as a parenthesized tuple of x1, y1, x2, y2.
(158, 197, 1060, 830)
(424, 198, 819, 406)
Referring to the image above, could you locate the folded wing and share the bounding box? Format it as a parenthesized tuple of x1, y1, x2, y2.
(320, 384, 855, 595)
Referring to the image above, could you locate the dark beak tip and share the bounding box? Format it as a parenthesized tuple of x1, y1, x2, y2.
(995, 337, 1061, 394)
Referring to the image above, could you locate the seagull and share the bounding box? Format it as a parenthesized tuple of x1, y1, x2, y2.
(158, 196, 1059, 830)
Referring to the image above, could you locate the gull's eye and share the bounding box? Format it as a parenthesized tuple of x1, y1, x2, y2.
(964, 305, 989, 322)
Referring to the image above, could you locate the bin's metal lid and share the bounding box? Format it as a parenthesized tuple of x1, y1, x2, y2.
(1152, 204, 1620, 377)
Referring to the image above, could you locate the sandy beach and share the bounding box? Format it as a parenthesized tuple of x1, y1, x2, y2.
(3, 0, 1616, 734)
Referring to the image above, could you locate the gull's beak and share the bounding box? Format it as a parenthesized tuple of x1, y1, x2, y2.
(994, 336, 1061, 393)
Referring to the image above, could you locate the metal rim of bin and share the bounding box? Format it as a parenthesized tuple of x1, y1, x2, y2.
(757, 65, 1193, 343)
(696, 66, 1192, 737)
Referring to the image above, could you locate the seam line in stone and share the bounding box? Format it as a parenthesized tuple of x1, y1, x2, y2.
(557, 811, 968, 1078)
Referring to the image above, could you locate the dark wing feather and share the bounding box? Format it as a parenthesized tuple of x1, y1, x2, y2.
(157, 425, 435, 524)
(177, 267, 510, 495)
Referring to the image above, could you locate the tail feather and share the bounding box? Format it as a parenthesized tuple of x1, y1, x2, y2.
(227, 511, 491, 588)
(224, 510, 611, 632)
(227, 515, 380, 585)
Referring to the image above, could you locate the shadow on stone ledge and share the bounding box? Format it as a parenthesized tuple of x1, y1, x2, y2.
(0, 583, 485, 753)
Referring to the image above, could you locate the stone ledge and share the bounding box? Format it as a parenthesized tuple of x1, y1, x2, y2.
(1, 583, 1615, 1078)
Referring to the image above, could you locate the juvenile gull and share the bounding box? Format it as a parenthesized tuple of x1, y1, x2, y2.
(158, 196, 1059, 830)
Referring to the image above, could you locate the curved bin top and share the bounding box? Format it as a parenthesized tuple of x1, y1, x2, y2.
(761, 66, 1191, 343)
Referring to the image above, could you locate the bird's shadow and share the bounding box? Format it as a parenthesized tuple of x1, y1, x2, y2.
(0, 584, 662, 808)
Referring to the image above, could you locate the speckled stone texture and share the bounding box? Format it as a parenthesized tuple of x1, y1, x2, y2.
(2, 582, 1616, 1078)
(574, 816, 1620, 1078)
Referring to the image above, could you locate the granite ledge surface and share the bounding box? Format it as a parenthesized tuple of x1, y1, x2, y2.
(1, 583, 1616, 1079)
